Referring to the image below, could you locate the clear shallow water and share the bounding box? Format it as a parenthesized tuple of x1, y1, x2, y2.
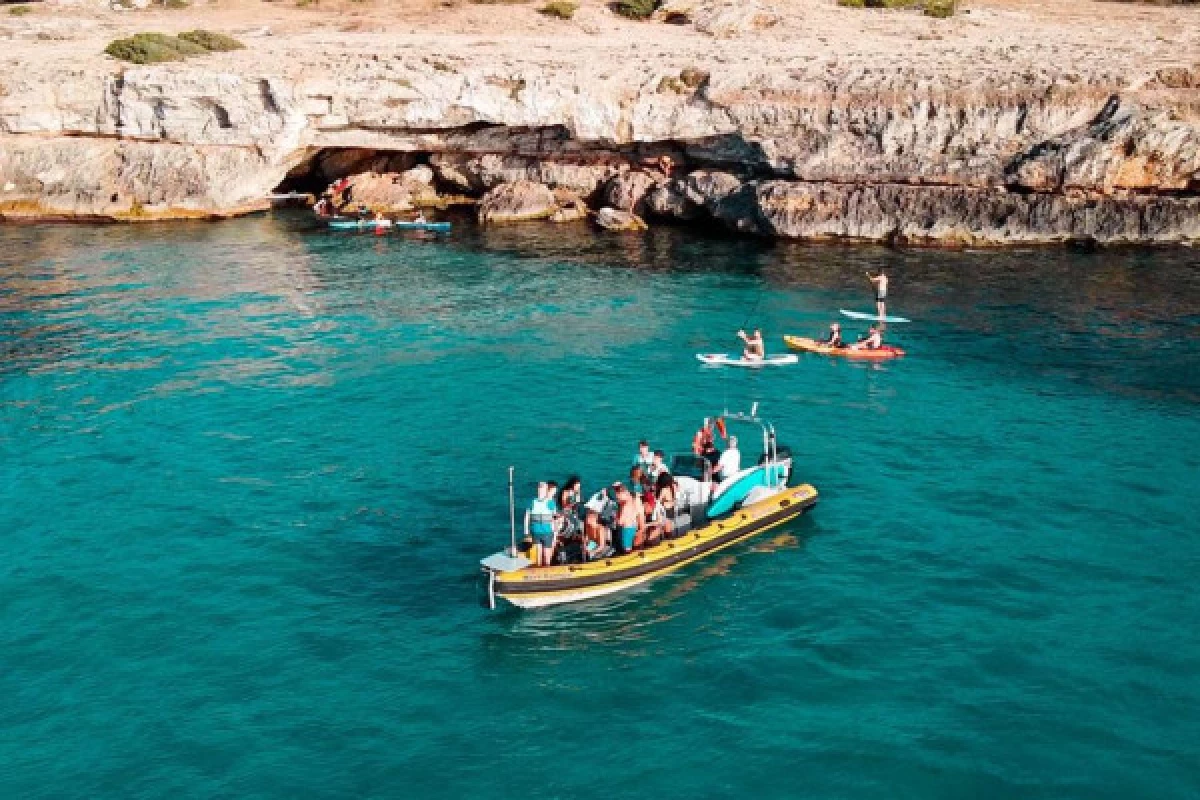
(2, 216, 1199, 799)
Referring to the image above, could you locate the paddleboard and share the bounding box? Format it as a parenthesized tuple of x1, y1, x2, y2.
(696, 353, 799, 368)
(839, 309, 911, 323)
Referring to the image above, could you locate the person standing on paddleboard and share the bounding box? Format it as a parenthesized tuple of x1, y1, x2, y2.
(867, 271, 888, 318)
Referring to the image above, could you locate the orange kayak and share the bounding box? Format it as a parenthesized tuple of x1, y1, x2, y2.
(783, 335, 906, 360)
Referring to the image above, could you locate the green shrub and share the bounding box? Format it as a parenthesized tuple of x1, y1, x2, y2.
(539, 0, 576, 17)
(8, 5, 33, 15)
(615, 0, 658, 19)
(836, 0, 865, 6)
(178, 30, 245, 51)
(104, 31, 242, 65)
(923, 0, 955, 16)
(163, 0, 189, 8)
(679, 66, 709, 89)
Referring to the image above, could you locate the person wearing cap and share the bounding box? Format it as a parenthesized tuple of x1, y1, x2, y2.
(820, 322, 844, 348)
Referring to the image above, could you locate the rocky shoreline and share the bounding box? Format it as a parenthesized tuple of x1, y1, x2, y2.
(0, 0, 1197, 245)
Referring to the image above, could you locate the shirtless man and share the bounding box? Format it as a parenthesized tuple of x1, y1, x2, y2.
(852, 325, 884, 351)
(737, 328, 765, 361)
(867, 270, 889, 318)
(615, 484, 642, 554)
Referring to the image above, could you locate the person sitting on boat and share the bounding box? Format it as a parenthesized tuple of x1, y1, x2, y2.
(529, 481, 557, 566)
(852, 325, 884, 351)
(738, 328, 765, 361)
(614, 484, 642, 554)
(559, 476, 581, 512)
(413, 210, 427, 224)
(820, 323, 844, 348)
(583, 509, 609, 559)
(633, 440, 654, 475)
(654, 471, 677, 539)
(715, 435, 741, 480)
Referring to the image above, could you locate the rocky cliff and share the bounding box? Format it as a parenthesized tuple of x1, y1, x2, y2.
(1, 0, 1197, 244)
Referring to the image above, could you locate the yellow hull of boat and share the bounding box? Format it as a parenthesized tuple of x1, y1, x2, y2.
(492, 483, 818, 609)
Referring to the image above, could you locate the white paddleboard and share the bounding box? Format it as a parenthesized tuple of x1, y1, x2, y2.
(840, 309, 911, 323)
(696, 353, 799, 368)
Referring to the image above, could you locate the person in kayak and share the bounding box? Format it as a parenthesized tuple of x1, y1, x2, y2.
(413, 210, 427, 224)
(852, 325, 884, 351)
(820, 322, 844, 348)
(867, 270, 888, 318)
(738, 328, 765, 361)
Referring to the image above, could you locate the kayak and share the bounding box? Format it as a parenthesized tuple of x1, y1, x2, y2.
(394, 221, 452, 232)
(696, 353, 799, 368)
(783, 335, 905, 360)
(326, 218, 392, 230)
(839, 309, 912, 324)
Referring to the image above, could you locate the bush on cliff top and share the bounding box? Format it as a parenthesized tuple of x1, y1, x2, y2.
(616, 0, 658, 19)
(178, 30, 245, 52)
(539, 0, 577, 18)
(837, 0, 958, 14)
(105, 30, 245, 65)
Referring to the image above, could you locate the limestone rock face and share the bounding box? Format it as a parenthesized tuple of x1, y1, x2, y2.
(330, 168, 440, 212)
(645, 180, 701, 220)
(595, 207, 648, 231)
(0, 29, 1196, 242)
(745, 181, 1200, 245)
(478, 180, 558, 224)
(604, 170, 660, 214)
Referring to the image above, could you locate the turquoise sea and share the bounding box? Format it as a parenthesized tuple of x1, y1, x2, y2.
(2, 215, 1198, 799)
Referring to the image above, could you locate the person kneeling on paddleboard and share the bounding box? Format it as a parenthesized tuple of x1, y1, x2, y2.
(737, 328, 765, 361)
(852, 325, 884, 351)
(820, 323, 844, 348)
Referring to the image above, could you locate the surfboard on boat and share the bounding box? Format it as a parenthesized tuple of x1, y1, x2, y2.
(839, 309, 911, 324)
(326, 218, 392, 230)
(696, 353, 799, 368)
(393, 221, 452, 232)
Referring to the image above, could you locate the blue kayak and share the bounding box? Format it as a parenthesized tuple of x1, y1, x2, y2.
(326, 218, 391, 230)
(324, 218, 451, 233)
(394, 221, 452, 232)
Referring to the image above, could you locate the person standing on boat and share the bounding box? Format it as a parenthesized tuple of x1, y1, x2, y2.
(648, 450, 669, 481)
(716, 436, 741, 481)
(738, 329, 765, 361)
(633, 440, 654, 475)
(867, 270, 888, 318)
(615, 484, 642, 554)
(529, 481, 557, 566)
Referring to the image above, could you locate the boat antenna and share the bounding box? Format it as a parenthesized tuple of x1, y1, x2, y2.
(508, 466, 517, 556)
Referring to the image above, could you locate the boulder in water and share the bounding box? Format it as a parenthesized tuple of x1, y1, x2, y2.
(478, 180, 558, 224)
(595, 207, 648, 231)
